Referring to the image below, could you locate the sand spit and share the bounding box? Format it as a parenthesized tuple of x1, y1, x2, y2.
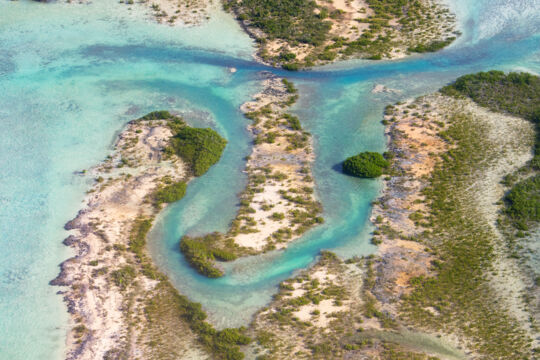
(51, 119, 205, 359)
(230, 75, 322, 254)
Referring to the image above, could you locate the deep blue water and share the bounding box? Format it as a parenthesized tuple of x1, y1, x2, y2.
(0, 0, 539, 358)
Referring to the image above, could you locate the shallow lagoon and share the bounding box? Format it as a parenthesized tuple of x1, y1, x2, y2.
(0, 0, 539, 358)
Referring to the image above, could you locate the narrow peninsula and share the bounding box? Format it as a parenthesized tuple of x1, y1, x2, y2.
(180, 76, 323, 277)
(52, 113, 253, 360)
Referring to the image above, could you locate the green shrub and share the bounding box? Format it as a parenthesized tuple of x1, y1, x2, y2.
(170, 127, 227, 176)
(342, 152, 389, 178)
(179, 234, 237, 278)
(140, 110, 173, 120)
(110, 265, 136, 290)
(283, 113, 302, 130)
(271, 212, 285, 221)
(282, 78, 298, 93)
(179, 238, 224, 278)
(282, 63, 300, 71)
(153, 181, 187, 205)
(505, 175, 540, 224)
(128, 217, 153, 259)
(408, 37, 455, 53)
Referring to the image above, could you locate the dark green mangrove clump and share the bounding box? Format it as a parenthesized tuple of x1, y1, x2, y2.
(179, 234, 237, 278)
(138, 110, 226, 176)
(153, 181, 187, 205)
(505, 175, 540, 227)
(169, 127, 227, 176)
(342, 152, 389, 178)
(225, 0, 331, 48)
(442, 71, 540, 121)
(442, 71, 540, 167)
(140, 110, 175, 120)
(408, 37, 456, 53)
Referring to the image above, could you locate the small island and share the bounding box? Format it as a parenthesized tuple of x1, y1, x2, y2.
(342, 151, 389, 178)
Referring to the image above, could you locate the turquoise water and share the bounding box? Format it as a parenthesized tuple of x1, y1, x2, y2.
(0, 0, 539, 358)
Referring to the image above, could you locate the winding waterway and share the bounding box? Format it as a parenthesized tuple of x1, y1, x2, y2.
(0, 0, 539, 358)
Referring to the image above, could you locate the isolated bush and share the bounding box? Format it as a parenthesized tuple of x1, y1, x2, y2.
(342, 152, 389, 178)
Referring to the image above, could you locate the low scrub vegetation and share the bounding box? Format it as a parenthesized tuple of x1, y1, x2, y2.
(226, 0, 456, 69)
(179, 234, 237, 278)
(442, 71, 540, 232)
(408, 37, 455, 53)
(110, 265, 137, 290)
(153, 181, 187, 205)
(505, 175, 540, 227)
(400, 112, 531, 358)
(225, 0, 332, 48)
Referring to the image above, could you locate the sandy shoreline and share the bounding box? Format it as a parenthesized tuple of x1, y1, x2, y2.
(50, 75, 322, 358)
(51, 119, 204, 359)
(232, 75, 321, 253)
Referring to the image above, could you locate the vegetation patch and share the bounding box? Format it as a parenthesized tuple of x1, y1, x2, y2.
(153, 181, 187, 205)
(111, 265, 137, 290)
(442, 71, 540, 233)
(125, 210, 250, 359)
(169, 127, 227, 176)
(142, 264, 252, 360)
(140, 110, 177, 121)
(505, 175, 540, 226)
(225, 0, 457, 69)
(342, 152, 389, 178)
(179, 234, 237, 278)
(224, 0, 332, 48)
(408, 37, 456, 53)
